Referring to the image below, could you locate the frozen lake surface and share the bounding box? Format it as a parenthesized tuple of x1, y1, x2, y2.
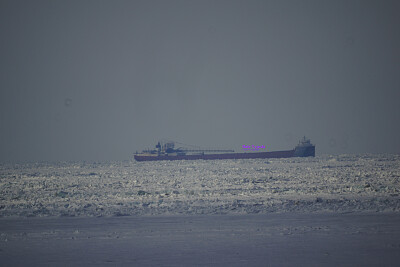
(1, 213, 400, 266)
(1, 154, 399, 217)
(1, 154, 400, 265)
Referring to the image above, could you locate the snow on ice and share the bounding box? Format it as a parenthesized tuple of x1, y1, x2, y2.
(1, 154, 399, 217)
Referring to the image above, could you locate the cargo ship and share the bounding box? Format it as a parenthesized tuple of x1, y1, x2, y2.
(134, 137, 315, 161)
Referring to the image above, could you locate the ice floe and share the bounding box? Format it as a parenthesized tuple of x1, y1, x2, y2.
(0, 154, 399, 217)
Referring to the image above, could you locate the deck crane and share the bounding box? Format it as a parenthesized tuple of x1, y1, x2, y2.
(152, 141, 234, 155)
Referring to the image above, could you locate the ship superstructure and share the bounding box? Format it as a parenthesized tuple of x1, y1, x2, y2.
(294, 136, 316, 157)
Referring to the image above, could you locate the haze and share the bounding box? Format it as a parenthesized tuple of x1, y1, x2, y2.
(1, 0, 399, 162)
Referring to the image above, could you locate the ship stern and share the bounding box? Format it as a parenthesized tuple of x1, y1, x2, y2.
(294, 137, 316, 157)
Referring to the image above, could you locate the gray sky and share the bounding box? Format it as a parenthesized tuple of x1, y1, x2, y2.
(1, 0, 399, 162)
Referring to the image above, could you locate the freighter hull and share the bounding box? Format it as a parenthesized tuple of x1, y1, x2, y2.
(134, 150, 297, 162)
(134, 137, 315, 162)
